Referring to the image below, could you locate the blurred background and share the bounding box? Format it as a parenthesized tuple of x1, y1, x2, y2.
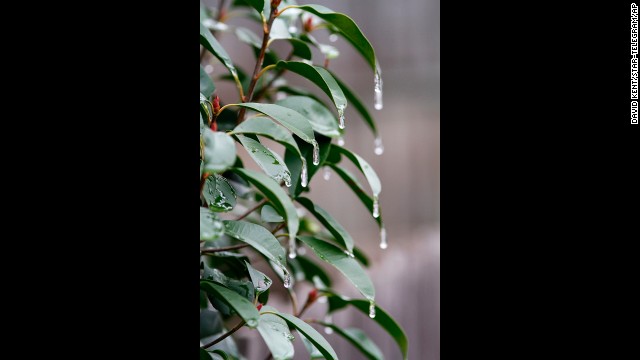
(204, 0, 439, 358)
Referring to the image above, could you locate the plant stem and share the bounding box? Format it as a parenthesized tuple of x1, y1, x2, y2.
(253, 51, 294, 102)
(235, 198, 268, 221)
(288, 289, 299, 316)
(201, 243, 249, 253)
(237, 7, 277, 123)
(274, 233, 289, 239)
(271, 222, 286, 234)
(201, 320, 244, 349)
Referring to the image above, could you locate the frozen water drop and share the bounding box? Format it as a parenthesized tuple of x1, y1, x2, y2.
(379, 226, 388, 249)
(288, 25, 298, 34)
(283, 269, 292, 288)
(323, 167, 331, 181)
(300, 157, 308, 187)
(372, 195, 380, 218)
(337, 136, 345, 146)
(288, 236, 297, 259)
(369, 300, 376, 318)
(337, 105, 346, 129)
(329, 33, 339, 42)
(284, 177, 292, 187)
(374, 136, 384, 155)
(324, 326, 334, 334)
(374, 68, 383, 110)
(204, 65, 214, 74)
(246, 319, 258, 327)
(312, 141, 320, 166)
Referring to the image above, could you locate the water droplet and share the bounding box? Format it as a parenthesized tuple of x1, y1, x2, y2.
(329, 33, 339, 42)
(374, 67, 383, 110)
(369, 301, 376, 318)
(284, 177, 292, 187)
(324, 326, 334, 334)
(300, 157, 308, 187)
(285, 333, 295, 341)
(247, 319, 258, 327)
(379, 226, 388, 249)
(337, 104, 346, 129)
(288, 236, 297, 259)
(204, 65, 214, 74)
(337, 136, 345, 146)
(374, 136, 384, 155)
(288, 25, 298, 34)
(312, 141, 320, 166)
(283, 269, 292, 288)
(372, 195, 380, 218)
(297, 246, 307, 256)
(344, 250, 355, 258)
(323, 167, 331, 181)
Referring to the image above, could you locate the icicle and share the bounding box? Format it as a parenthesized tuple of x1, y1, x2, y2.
(284, 177, 292, 187)
(337, 104, 346, 129)
(288, 236, 297, 259)
(283, 268, 292, 288)
(368, 300, 376, 318)
(379, 226, 388, 249)
(337, 136, 345, 146)
(323, 167, 331, 181)
(372, 195, 380, 218)
(300, 157, 309, 187)
(374, 136, 384, 155)
(312, 141, 320, 166)
(329, 33, 339, 42)
(374, 67, 383, 110)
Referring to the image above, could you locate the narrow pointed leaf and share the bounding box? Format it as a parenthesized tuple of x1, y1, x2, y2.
(269, 312, 338, 360)
(200, 23, 238, 79)
(292, 5, 378, 72)
(319, 325, 383, 360)
(244, 0, 265, 14)
(230, 168, 299, 242)
(274, 61, 347, 113)
(203, 174, 237, 212)
(234, 103, 316, 146)
(301, 334, 325, 359)
(290, 255, 332, 287)
(201, 207, 224, 240)
(261, 204, 284, 223)
(297, 197, 353, 253)
(233, 117, 302, 159)
(328, 297, 408, 360)
(236, 135, 292, 186)
(257, 306, 295, 360)
(245, 261, 273, 293)
(203, 128, 237, 173)
(298, 236, 374, 301)
(330, 71, 377, 136)
(277, 96, 340, 138)
(331, 145, 381, 197)
(327, 164, 382, 227)
(200, 282, 260, 328)
(285, 134, 332, 197)
(201, 65, 216, 98)
(223, 220, 287, 267)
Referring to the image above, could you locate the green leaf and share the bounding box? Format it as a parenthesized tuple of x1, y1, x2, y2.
(276, 96, 340, 138)
(297, 236, 374, 301)
(321, 325, 383, 360)
(233, 117, 302, 159)
(200, 282, 260, 328)
(211, 350, 231, 360)
(301, 333, 325, 359)
(235, 27, 262, 48)
(244, 0, 265, 14)
(327, 164, 382, 227)
(203, 174, 237, 212)
(274, 61, 347, 115)
(257, 305, 295, 360)
(223, 220, 288, 269)
(200, 22, 238, 80)
(201, 65, 216, 98)
(202, 263, 255, 315)
(245, 261, 272, 293)
(234, 103, 317, 146)
(261, 204, 284, 223)
(200, 348, 214, 360)
(331, 145, 381, 197)
(203, 128, 237, 173)
(201, 207, 224, 241)
(236, 135, 292, 186)
(268, 311, 338, 360)
(292, 4, 378, 72)
(200, 309, 223, 339)
(290, 255, 332, 287)
(353, 246, 370, 268)
(285, 134, 332, 197)
(268, 19, 312, 60)
(231, 168, 299, 246)
(330, 71, 377, 136)
(329, 297, 408, 360)
(276, 85, 330, 109)
(297, 197, 354, 253)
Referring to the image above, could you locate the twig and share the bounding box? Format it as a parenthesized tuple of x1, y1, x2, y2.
(253, 50, 294, 102)
(271, 223, 286, 234)
(235, 198, 268, 221)
(201, 320, 245, 349)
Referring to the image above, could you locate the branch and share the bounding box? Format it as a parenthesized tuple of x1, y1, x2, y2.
(235, 198, 268, 221)
(237, 7, 278, 123)
(201, 320, 245, 349)
(252, 50, 294, 102)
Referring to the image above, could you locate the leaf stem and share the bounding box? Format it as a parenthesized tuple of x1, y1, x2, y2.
(235, 198, 268, 221)
(255, 64, 277, 83)
(237, 7, 278, 124)
(271, 222, 286, 234)
(201, 243, 250, 253)
(274, 233, 289, 239)
(253, 50, 294, 102)
(201, 319, 245, 349)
